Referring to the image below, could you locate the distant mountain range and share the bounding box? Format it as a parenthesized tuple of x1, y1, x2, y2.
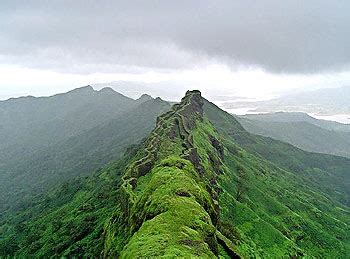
(92, 81, 188, 101)
(223, 86, 350, 115)
(238, 112, 350, 158)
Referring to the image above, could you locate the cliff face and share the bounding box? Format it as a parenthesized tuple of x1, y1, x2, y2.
(104, 90, 237, 258)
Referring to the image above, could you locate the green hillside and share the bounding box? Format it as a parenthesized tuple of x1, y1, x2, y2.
(1, 91, 349, 257)
(205, 102, 350, 207)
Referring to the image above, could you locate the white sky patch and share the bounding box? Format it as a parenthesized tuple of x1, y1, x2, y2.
(1, 64, 350, 102)
(309, 113, 350, 124)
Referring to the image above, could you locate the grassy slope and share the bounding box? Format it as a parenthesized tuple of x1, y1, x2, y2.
(204, 100, 350, 207)
(0, 144, 136, 256)
(217, 134, 349, 258)
(192, 114, 349, 257)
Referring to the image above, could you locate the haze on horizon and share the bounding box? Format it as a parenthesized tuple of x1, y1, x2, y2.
(1, 1, 349, 102)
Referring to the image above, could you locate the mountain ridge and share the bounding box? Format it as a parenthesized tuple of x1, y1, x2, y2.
(106, 90, 234, 257)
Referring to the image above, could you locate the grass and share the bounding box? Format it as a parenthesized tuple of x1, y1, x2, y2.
(120, 158, 217, 258)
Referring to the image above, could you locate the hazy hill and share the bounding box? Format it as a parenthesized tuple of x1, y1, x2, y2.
(0, 86, 135, 151)
(237, 112, 350, 158)
(0, 86, 137, 169)
(1, 91, 349, 258)
(0, 87, 170, 216)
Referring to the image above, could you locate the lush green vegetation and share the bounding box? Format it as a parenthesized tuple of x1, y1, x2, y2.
(0, 144, 138, 257)
(204, 100, 350, 207)
(1, 90, 349, 257)
(192, 108, 349, 257)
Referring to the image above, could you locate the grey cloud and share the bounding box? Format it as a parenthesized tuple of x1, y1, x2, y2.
(1, 0, 349, 73)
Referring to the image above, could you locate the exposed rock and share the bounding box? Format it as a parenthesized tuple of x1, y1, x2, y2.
(182, 148, 205, 175)
(209, 135, 225, 160)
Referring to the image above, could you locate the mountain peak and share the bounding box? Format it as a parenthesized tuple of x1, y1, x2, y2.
(180, 90, 203, 110)
(162, 90, 204, 132)
(98, 87, 116, 94)
(67, 85, 94, 94)
(136, 93, 153, 102)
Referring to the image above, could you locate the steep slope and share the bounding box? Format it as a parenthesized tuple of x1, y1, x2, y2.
(0, 147, 136, 257)
(205, 101, 350, 207)
(1, 91, 349, 258)
(237, 115, 350, 158)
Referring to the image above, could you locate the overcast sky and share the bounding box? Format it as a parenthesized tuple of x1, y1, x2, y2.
(1, 1, 349, 100)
